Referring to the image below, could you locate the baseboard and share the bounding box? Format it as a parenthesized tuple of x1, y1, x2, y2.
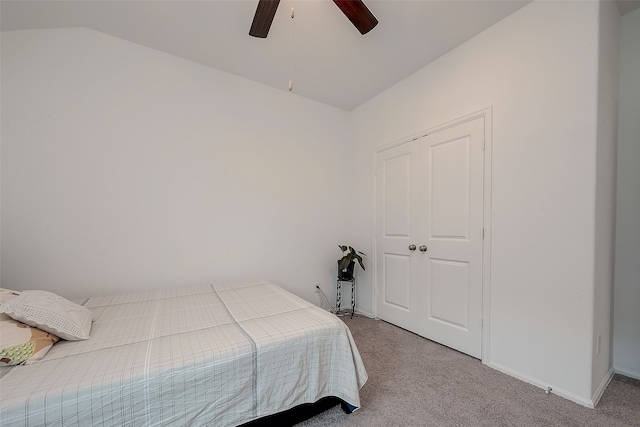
(487, 361, 595, 408)
(355, 309, 373, 318)
(591, 366, 615, 407)
(614, 366, 640, 381)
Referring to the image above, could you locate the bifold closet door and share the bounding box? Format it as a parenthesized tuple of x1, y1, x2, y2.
(376, 117, 484, 359)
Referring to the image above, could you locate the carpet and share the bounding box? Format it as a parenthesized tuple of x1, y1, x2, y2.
(296, 316, 640, 427)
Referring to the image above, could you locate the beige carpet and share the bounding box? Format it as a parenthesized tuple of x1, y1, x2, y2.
(297, 316, 640, 427)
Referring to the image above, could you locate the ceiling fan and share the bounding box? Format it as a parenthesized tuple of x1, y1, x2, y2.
(249, 0, 378, 38)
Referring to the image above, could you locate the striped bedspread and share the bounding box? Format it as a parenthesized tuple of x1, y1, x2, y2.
(0, 280, 368, 426)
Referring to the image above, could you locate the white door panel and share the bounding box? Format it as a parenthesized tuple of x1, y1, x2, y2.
(429, 135, 471, 239)
(382, 253, 412, 310)
(382, 153, 412, 237)
(429, 258, 469, 329)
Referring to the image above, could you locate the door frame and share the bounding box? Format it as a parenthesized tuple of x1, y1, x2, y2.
(372, 107, 493, 363)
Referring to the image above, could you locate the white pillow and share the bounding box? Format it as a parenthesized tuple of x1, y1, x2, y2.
(0, 290, 93, 341)
(0, 288, 23, 323)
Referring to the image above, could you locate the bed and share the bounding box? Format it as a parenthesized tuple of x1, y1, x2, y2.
(0, 280, 368, 426)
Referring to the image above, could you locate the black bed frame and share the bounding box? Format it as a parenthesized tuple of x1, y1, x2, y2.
(240, 397, 352, 427)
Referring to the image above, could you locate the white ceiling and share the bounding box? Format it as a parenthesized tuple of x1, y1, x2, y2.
(1, 0, 636, 111)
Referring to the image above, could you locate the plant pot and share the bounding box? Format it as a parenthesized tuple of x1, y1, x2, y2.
(338, 260, 355, 280)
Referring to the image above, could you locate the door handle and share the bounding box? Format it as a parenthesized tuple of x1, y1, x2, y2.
(408, 244, 416, 251)
(419, 245, 428, 252)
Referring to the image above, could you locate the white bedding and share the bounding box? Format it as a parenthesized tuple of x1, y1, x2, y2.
(0, 280, 368, 426)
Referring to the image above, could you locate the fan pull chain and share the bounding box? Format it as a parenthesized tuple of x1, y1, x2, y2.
(289, 6, 294, 92)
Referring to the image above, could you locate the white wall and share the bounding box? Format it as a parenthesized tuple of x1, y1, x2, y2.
(351, 1, 616, 406)
(614, 8, 640, 380)
(0, 28, 351, 305)
(0, 30, 3, 286)
(591, 0, 619, 400)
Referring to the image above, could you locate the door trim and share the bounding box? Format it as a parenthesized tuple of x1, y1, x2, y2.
(372, 107, 493, 363)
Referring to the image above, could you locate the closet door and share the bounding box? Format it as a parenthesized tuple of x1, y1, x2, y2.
(375, 140, 423, 332)
(375, 117, 484, 359)
(417, 117, 484, 359)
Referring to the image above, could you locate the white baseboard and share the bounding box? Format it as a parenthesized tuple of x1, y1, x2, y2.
(487, 361, 596, 408)
(591, 366, 615, 407)
(614, 366, 640, 381)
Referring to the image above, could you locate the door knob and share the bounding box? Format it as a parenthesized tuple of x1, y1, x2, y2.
(419, 245, 428, 252)
(408, 244, 416, 251)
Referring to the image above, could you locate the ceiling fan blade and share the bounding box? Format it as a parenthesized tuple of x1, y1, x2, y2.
(333, 0, 378, 35)
(249, 0, 280, 38)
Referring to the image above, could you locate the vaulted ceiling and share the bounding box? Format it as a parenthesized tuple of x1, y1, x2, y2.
(2, 1, 636, 111)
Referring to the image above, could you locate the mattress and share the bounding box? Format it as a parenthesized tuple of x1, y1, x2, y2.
(0, 280, 368, 426)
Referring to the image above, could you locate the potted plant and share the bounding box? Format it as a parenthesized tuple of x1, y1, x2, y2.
(337, 245, 366, 280)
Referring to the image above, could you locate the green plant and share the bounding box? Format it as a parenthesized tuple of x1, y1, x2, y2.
(338, 245, 367, 271)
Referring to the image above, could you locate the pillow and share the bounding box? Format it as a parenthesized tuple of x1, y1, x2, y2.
(0, 290, 93, 341)
(0, 317, 60, 366)
(0, 288, 21, 322)
(0, 288, 21, 304)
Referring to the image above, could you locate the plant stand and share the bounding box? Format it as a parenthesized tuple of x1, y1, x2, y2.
(335, 276, 356, 318)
